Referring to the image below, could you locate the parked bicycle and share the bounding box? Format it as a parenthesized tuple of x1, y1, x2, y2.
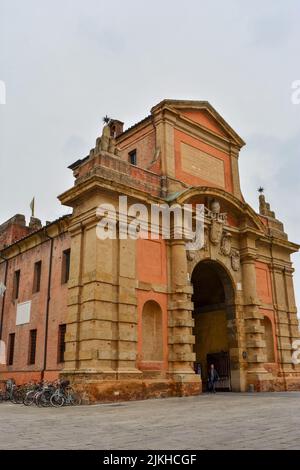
(50, 380, 81, 407)
(0, 378, 82, 407)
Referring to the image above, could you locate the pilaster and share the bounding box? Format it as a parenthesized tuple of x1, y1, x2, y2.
(240, 241, 273, 388)
(168, 238, 200, 393)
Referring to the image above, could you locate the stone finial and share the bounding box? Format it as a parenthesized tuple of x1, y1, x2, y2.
(92, 119, 123, 157)
(29, 216, 42, 230)
(100, 124, 111, 152)
(258, 191, 276, 219)
(258, 189, 287, 239)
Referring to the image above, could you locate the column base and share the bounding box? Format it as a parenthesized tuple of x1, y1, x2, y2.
(247, 370, 276, 392)
(60, 370, 201, 403)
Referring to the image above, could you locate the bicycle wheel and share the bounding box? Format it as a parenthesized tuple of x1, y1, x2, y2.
(18, 390, 25, 404)
(23, 390, 36, 406)
(40, 390, 53, 407)
(50, 393, 64, 407)
(12, 389, 24, 404)
(35, 391, 45, 407)
(70, 392, 82, 406)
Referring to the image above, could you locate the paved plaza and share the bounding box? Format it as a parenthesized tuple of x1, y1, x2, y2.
(0, 392, 300, 450)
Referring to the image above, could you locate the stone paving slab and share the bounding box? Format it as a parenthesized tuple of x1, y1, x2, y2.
(0, 392, 300, 450)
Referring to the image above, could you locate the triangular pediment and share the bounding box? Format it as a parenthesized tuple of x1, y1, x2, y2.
(151, 99, 245, 148)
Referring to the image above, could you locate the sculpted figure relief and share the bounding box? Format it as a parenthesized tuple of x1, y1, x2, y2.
(221, 232, 232, 256)
(209, 199, 225, 245)
(231, 249, 240, 271)
(210, 219, 224, 245)
(185, 199, 240, 271)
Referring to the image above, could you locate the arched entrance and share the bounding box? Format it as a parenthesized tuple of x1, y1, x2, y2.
(191, 260, 237, 391)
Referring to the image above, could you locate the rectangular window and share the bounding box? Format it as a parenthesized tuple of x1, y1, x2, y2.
(28, 329, 37, 365)
(128, 149, 137, 166)
(13, 270, 20, 300)
(58, 324, 66, 363)
(61, 249, 71, 284)
(8, 333, 15, 366)
(33, 261, 42, 293)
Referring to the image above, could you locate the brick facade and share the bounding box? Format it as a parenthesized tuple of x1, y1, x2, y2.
(1, 99, 299, 400)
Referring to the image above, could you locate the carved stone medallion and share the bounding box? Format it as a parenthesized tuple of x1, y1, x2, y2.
(210, 219, 223, 245)
(220, 232, 232, 256)
(231, 249, 240, 271)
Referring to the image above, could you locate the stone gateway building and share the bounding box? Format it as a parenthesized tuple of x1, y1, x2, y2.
(1, 99, 300, 401)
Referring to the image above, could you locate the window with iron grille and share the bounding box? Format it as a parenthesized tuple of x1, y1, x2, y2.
(28, 329, 37, 365)
(58, 324, 66, 363)
(33, 261, 42, 293)
(61, 249, 71, 284)
(13, 270, 20, 300)
(8, 333, 15, 366)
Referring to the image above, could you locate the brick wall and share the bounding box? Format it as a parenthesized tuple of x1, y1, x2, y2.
(0, 215, 31, 250)
(118, 124, 158, 172)
(0, 231, 70, 384)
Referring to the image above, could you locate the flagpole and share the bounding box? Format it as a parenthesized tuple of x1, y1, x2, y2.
(30, 197, 35, 218)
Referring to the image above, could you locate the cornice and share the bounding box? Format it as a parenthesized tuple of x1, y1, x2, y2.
(0, 218, 70, 259)
(58, 173, 165, 208)
(258, 234, 300, 254)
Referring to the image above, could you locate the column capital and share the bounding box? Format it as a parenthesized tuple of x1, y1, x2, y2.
(240, 249, 257, 263)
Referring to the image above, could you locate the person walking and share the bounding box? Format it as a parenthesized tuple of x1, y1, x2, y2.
(207, 363, 219, 393)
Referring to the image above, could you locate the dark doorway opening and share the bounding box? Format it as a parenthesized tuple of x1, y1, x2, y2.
(207, 352, 231, 391)
(192, 260, 236, 392)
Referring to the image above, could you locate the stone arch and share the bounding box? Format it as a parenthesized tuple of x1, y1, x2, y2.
(175, 186, 266, 233)
(263, 316, 275, 363)
(141, 300, 163, 362)
(191, 259, 240, 391)
(192, 258, 236, 311)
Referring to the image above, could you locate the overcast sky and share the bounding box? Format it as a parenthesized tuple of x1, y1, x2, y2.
(0, 0, 299, 307)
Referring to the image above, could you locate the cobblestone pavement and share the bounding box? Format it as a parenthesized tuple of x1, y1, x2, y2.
(0, 392, 300, 450)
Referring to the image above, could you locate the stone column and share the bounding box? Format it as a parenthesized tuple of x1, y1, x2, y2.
(116, 238, 142, 379)
(63, 217, 118, 379)
(283, 267, 300, 377)
(270, 264, 300, 380)
(168, 238, 200, 394)
(63, 222, 84, 372)
(270, 264, 291, 375)
(241, 247, 272, 390)
(284, 267, 300, 342)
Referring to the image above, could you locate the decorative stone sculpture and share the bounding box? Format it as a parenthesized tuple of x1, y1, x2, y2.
(186, 250, 196, 261)
(210, 219, 224, 245)
(211, 199, 221, 215)
(221, 232, 232, 256)
(208, 199, 226, 245)
(92, 120, 120, 157)
(100, 124, 111, 152)
(231, 249, 240, 271)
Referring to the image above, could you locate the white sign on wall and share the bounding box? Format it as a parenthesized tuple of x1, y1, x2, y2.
(0, 340, 6, 364)
(0, 282, 6, 297)
(16, 301, 31, 325)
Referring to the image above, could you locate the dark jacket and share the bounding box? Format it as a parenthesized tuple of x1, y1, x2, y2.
(208, 369, 219, 383)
